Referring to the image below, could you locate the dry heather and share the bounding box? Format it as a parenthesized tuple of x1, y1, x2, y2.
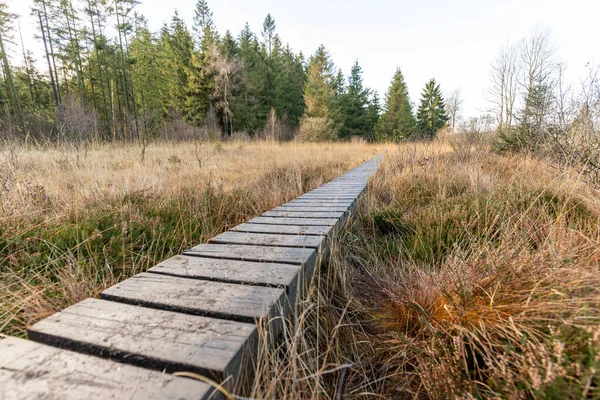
(250, 140, 600, 399)
(0, 140, 383, 336)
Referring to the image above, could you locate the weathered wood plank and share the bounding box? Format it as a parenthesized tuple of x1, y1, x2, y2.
(297, 194, 356, 199)
(210, 231, 326, 249)
(273, 205, 349, 212)
(183, 243, 319, 290)
(231, 223, 333, 236)
(148, 255, 302, 307)
(307, 191, 363, 196)
(0, 337, 214, 400)
(262, 210, 346, 219)
(184, 243, 317, 265)
(284, 199, 355, 206)
(100, 272, 286, 325)
(149, 254, 300, 288)
(28, 298, 256, 390)
(249, 216, 339, 226)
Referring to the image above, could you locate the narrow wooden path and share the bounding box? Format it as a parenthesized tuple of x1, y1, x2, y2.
(0, 156, 381, 399)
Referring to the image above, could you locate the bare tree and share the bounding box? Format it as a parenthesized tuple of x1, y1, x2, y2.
(518, 26, 557, 128)
(446, 88, 463, 132)
(487, 44, 519, 129)
(210, 45, 244, 136)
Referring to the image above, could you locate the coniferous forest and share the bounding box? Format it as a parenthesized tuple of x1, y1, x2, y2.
(0, 0, 450, 143)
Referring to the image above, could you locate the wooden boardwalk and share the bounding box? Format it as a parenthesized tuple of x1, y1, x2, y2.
(0, 156, 381, 399)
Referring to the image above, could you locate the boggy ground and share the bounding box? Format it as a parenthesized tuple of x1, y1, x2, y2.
(0, 140, 382, 336)
(250, 140, 600, 399)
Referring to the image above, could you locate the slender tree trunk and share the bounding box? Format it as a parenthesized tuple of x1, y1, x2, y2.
(64, 3, 85, 106)
(18, 21, 35, 104)
(0, 34, 25, 134)
(123, 27, 140, 140)
(84, 39, 97, 109)
(114, 0, 131, 140)
(86, 0, 111, 138)
(38, 11, 60, 111)
(42, 0, 62, 105)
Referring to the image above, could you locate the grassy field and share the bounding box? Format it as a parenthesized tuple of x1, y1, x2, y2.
(0, 141, 382, 336)
(2, 138, 599, 399)
(249, 140, 600, 399)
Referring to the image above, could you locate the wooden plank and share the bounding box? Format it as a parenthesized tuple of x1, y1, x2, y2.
(149, 254, 300, 288)
(148, 255, 302, 310)
(210, 231, 326, 249)
(184, 243, 317, 265)
(231, 223, 333, 236)
(277, 204, 351, 210)
(273, 206, 349, 212)
(297, 194, 356, 199)
(284, 199, 355, 206)
(0, 337, 214, 400)
(249, 216, 339, 226)
(100, 272, 286, 325)
(285, 198, 354, 204)
(28, 298, 256, 391)
(183, 243, 319, 290)
(307, 190, 363, 196)
(262, 210, 346, 219)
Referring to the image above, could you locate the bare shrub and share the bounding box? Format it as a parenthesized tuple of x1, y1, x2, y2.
(260, 108, 295, 141)
(229, 131, 250, 142)
(56, 94, 100, 143)
(449, 115, 495, 159)
(203, 107, 223, 141)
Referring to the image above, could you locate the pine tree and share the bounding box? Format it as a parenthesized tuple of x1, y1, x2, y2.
(0, 1, 25, 134)
(129, 13, 169, 133)
(273, 45, 305, 127)
(192, 0, 217, 47)
(416, 78, 448, 138)
(299, 45, 339, 141)
(376, 68, 415, 141)
(365, 90, 380, 140)
(235, 23, 262, 132)
(339, 61, 372, 139)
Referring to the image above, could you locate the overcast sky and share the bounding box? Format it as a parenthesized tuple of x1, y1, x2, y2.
(8, 0, 600, 118)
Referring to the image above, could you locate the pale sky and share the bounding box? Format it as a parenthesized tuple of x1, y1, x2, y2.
(7, 0, 600, 119)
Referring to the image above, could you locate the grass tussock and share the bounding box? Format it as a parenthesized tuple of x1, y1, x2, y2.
(250, 140, 600, 399)
(0, 140, 383, 336)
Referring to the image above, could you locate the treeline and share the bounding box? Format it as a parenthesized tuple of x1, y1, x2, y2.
(0, 0, 451, 143)
(487, 27, 600, 184)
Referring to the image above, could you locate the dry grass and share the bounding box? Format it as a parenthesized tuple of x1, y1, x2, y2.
(0, 140, 384, 336)
(3, 137, 599, 399)
(250, 139, 600, 399)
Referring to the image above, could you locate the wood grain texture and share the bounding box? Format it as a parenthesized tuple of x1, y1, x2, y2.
(249, 216, 340, 227)
(284, 199, 354, 206)
(29, 298, 257, 389)
(148, 255, 302, 310)
(210, 231, 326, 249)
(231, 223, 333, 236)
(184, 243, 318, 265)
(296, 194, 357, 199)
(0, 337, 214, 400)
(100, 273, 286, 325)
(262, 210, 346, 219)
(273, 205, 349, 212)
(183, 243, 320, 290)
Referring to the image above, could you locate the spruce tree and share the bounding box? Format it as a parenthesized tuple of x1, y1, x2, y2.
(376, 68, 415, 141)
(339, 61, 371, 139)
(299, 45, 339, 141)
(365, 90, 380, 139)
(416, 78, 448, 138)
(192, 0, 217, 47)
(235, 23, 263, 132)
